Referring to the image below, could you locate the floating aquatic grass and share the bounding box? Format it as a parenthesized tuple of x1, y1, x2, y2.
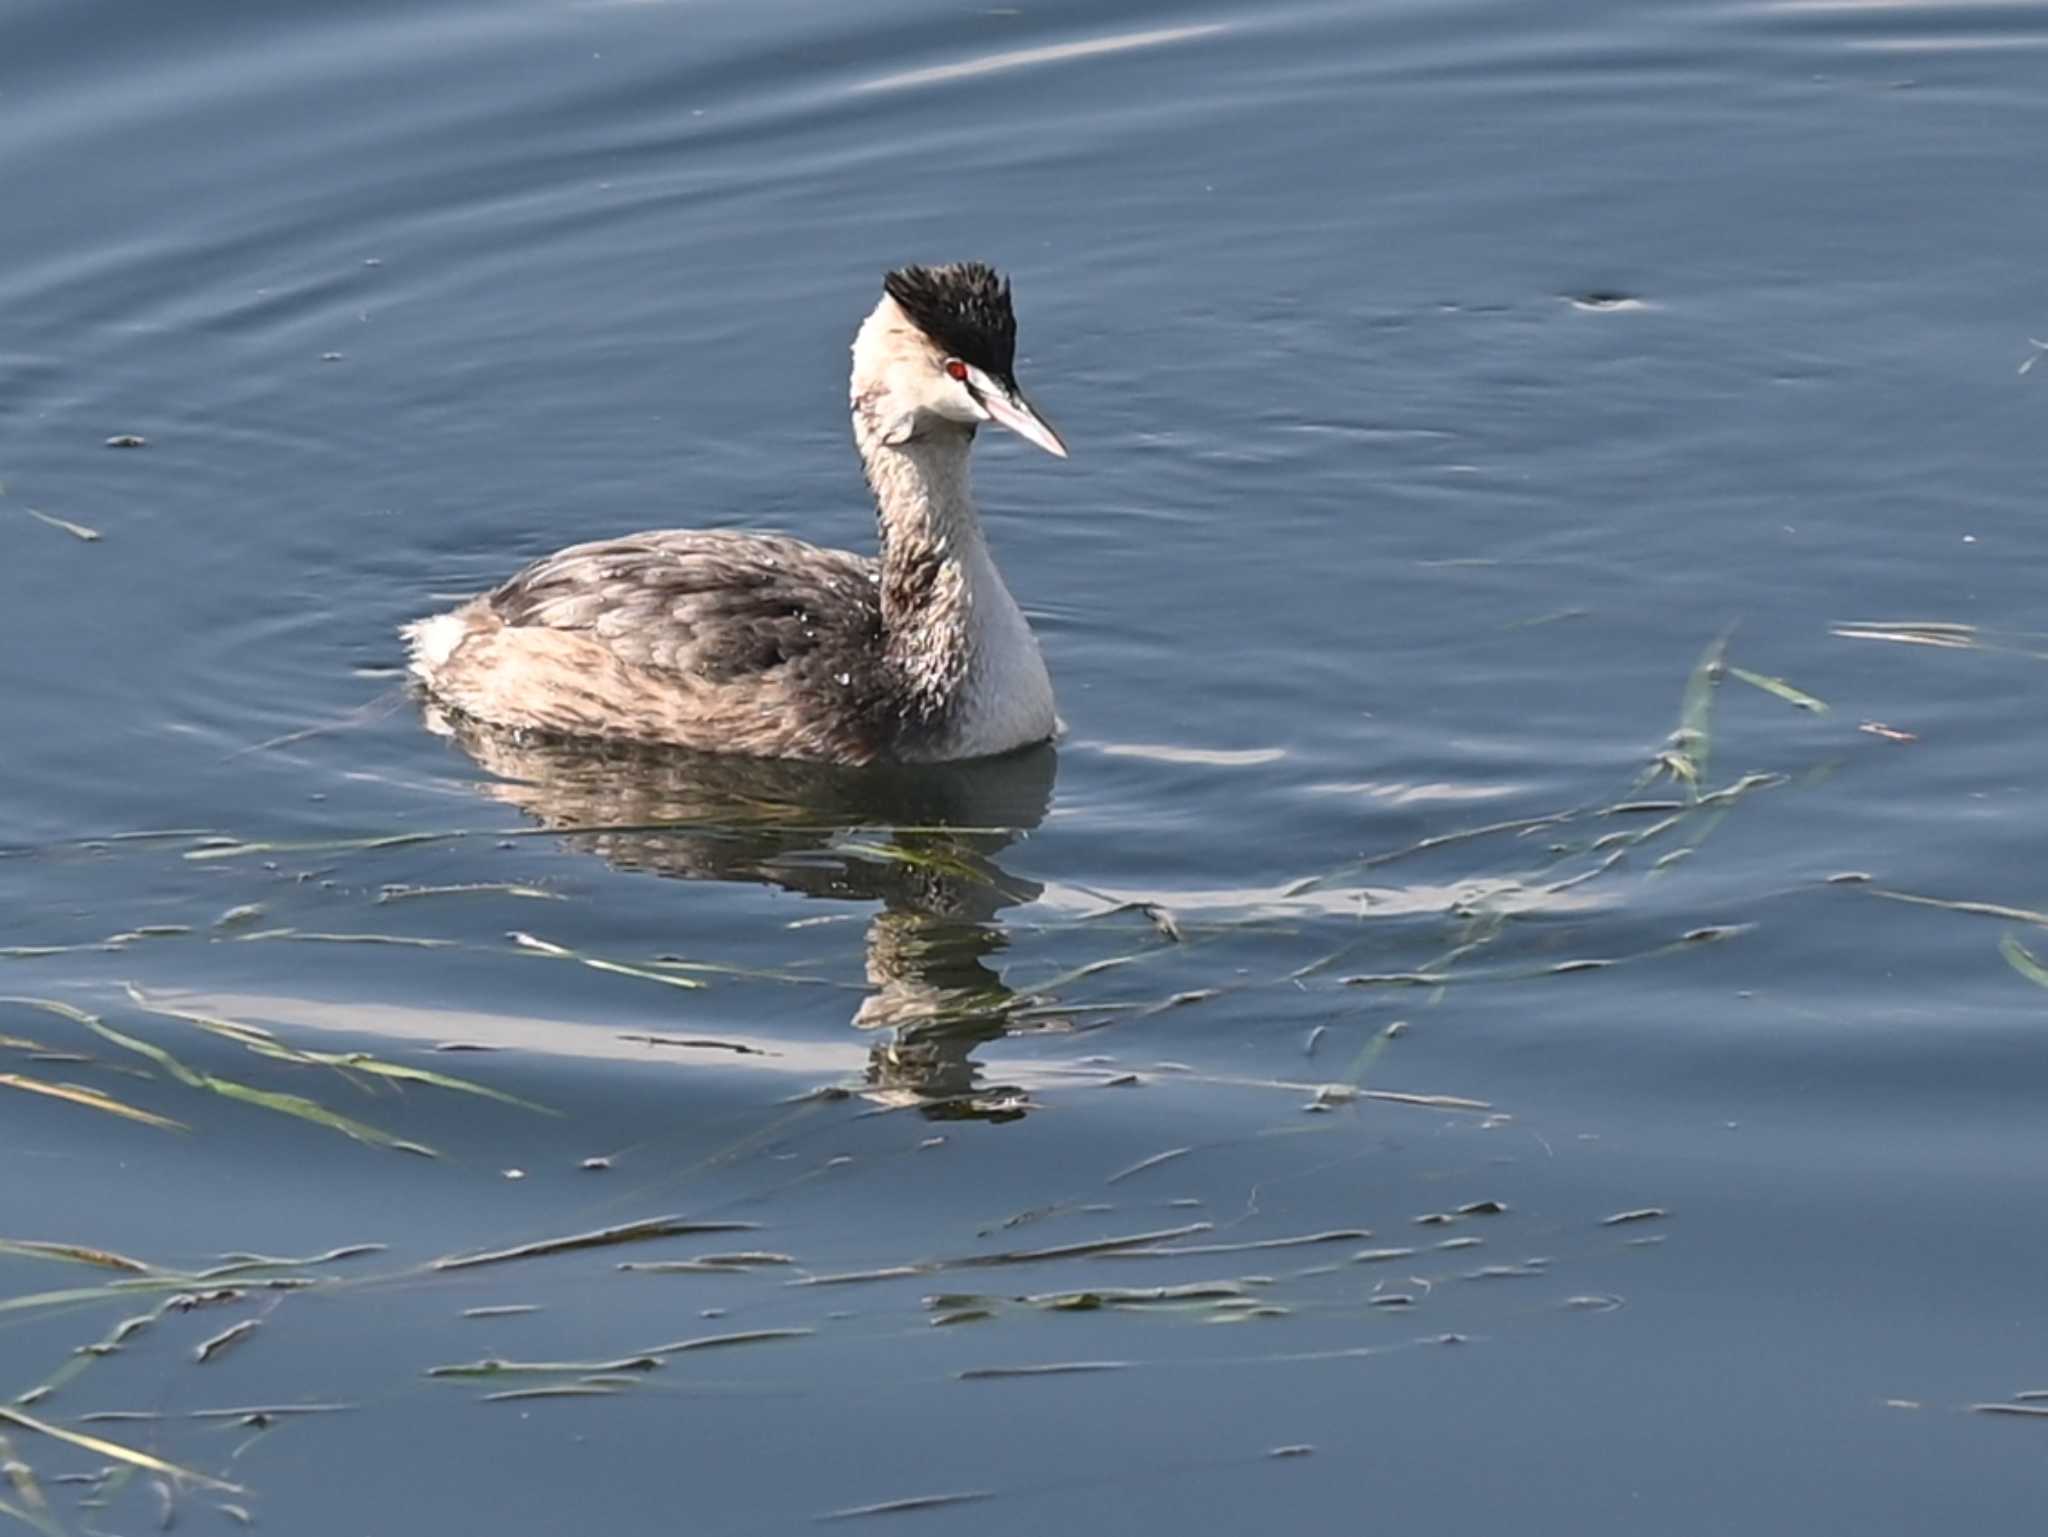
(179, 816, 1030, 867)
(431, 1217, 757, 1272)
(1019, 940, 1217, 1000)
(283, 1047, 548, 1109)
(427, 1355, 663, 1379)
(103, 925, 192, 945)
(619, 1252, 793, 1274)
(0, 1407, 242, 1494)
(642, 958, 857, 990)
(787, 1266, 924, 1287)
(1831, 620, 1978, 650)
(1648, 632, 1728, 794)
(1872, 890, 2048, 930)
(1101, 1229, 1372, 1259)
(784, 1221, 1221, 1290)
(1999, 935, 2048, 990)
(0, 1075, 185, 1131)
(117, 986, 550, 1111)
(830, 839, 1005, 889)
(1104, 1147, 1191, 1186)
(234, 930, 459, 949)
(193, 1320, 260, 1364)
(950, 1223, 1212, 1269)
(0, 995, 436, 1155)
(1, 943, 125, 959)
(619, 1032, 773, 1056)
(1694, 771, 1786, 809)
(0, 1283, 155, 1319)
(1832, 619, 2048, 663)
(0, 1243, 155, 1275)
(198, 1245, 385, 1280)
(1018, 1281, 1252, 1311)
(1727, 667, 1827, 713)
(377, 882, 564, 904)
(643, 1328, 813, 1355)
(508, 931, 707, 990)
(22, 508, 100, 542)
(820, 1489, 995, 1521)
(122, 988, 282, 1049)
(140, 1054, 432, 1154)
(1284, 812, 1578, 898)
(1338, 920, 1751, 995)
(1033, 1059, 1490, 1114)
(1601, 1208, 1665, 1226)
(957, 1360, 1128, 1380)
(183, 1403, 353, 1422)
(184, 831, 449, 863)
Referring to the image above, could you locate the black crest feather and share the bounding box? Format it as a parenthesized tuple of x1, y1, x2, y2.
(883, 262, 1017, 381)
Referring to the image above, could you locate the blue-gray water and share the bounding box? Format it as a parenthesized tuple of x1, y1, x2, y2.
(5, 0, 2047, 1529)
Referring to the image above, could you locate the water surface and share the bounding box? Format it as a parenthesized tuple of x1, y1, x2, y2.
(5, 0, 2048, 1530)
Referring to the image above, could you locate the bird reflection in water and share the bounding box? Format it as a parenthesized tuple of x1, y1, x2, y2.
(427, 711, 1055, 1121)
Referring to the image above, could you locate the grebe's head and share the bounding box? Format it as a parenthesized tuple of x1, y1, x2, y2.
(851, 262, 1067, 459)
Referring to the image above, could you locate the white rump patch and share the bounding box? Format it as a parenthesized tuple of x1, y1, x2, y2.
(404, 611, 473, 677)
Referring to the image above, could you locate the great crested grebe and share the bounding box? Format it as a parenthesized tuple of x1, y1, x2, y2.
(404, 263, 1068, 765)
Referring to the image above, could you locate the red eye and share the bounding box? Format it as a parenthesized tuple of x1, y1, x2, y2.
(945, 359, 968, 382)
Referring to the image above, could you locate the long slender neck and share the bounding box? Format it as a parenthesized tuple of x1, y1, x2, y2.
(845, 295, 1055, 757)
(848, 295, 994, 656)
(853, 415, 985, 629)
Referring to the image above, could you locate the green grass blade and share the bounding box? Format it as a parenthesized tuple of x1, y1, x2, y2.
(0, 1285, 141, 1317)
(196, 1077, 436, 1156)
(120, 989, 550, 1113)
(48, 1005, 433, 1155)
(0, 1241, 157, 1273)
(79, 1019, 207, 1088)
(1660, 632, 1729, 794)
(124, 987, 299, 1052)
(509, 932, 706, 991)
(308, 1054, 558, 1115)
(1727, 666, 1828, 714)
(0, 1075, 185, 1131)
(0, 1406, 242, 1494)
(0, 998, 98, 1029)
(2000, 934, 2048, 990)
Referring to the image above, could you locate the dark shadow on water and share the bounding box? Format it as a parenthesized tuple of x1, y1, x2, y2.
(429, 709, 1055, 1121)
